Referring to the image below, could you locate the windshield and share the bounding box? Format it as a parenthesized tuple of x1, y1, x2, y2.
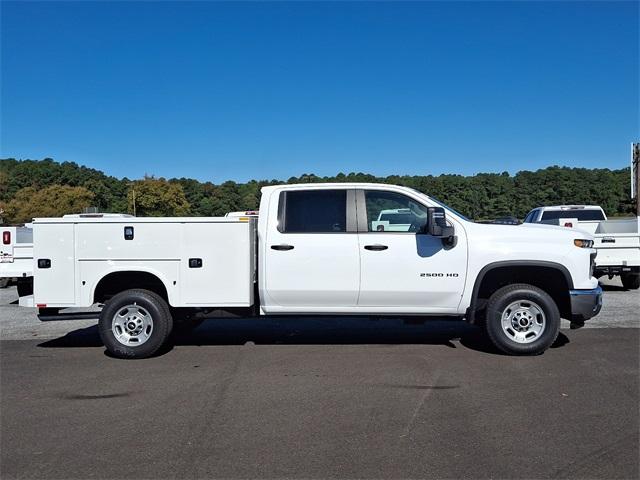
(409, 190, 470, 221)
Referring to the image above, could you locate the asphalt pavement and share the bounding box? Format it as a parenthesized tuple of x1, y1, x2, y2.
(0, 279, 638, 479)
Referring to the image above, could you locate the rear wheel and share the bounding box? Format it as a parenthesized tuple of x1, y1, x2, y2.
(621, 273, 640, 290)
(0, 278, 9, 288)
(98, 289, 173, 359)
(485, 283, 560, 355)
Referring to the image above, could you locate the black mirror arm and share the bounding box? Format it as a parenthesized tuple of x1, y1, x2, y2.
(442, 234, 457, 248)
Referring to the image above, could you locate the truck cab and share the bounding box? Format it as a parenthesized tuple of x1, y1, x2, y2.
(32, 183, 602, 359)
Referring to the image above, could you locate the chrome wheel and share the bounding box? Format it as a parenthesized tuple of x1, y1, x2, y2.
(501, 300, 546, 344)
(112, 304, 153, 347)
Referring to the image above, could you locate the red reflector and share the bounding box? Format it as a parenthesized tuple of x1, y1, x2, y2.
(564, 222, 573, 228)
(2, 231, 10, 245)
(37, 304, 47, 308)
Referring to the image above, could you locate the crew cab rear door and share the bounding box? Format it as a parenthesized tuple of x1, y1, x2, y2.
(356, 189, 467, 310)
(264, 188, 360, 307)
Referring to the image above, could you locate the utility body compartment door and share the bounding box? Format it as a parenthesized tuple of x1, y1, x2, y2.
(180, 222, 255, 306)
(33, 223, 76, 306)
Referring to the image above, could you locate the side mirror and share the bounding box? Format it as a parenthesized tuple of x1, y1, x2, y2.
(426, 207, 455, 242)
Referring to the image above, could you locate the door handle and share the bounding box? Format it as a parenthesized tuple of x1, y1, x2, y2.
(271, 244, 294, 251)
(364, 244, 388, 251)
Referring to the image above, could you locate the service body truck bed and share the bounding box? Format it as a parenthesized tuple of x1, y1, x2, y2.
(592, 217, 640, 288)
(34, 217, 256, 308)
(32, 183, 602, 358)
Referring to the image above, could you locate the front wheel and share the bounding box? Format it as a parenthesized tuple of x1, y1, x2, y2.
(98, 289, 173, 359)
(485, 284, 560, 355)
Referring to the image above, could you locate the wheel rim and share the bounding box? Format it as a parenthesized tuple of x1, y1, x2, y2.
(500, 300, 546, 344)
(111, 303, 153, 347)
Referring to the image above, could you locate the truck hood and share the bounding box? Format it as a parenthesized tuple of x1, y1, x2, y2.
(463, 220, 594, 244)
(461, 219, 596, 291)
(516, 222, 594, 236)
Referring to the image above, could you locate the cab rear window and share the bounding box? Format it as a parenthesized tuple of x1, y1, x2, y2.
(541, 210, 605, 221)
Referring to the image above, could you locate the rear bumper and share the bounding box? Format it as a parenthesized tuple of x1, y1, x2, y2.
(594, 265, 639, 276)
(569, 286, 603, 322)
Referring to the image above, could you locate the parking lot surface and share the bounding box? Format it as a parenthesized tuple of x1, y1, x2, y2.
(1, 280, 638, 479)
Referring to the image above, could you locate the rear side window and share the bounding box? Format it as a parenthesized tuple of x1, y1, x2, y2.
(279, 190, 347, 233)
(541, 210, 605, 221)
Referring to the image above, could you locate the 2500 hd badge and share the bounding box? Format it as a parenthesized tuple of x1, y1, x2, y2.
(420, 272, 459, 277)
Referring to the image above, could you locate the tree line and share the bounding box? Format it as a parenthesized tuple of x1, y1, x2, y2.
(0, 158, 635, 224)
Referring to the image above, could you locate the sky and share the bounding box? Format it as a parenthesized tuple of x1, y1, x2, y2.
(1, 1, 638, 183)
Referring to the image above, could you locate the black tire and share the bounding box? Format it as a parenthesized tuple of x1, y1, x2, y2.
(0, 278, 9, 288)
(98, 289, 173, 359)
(485, 283, 560, 355)
(621, 273, 640, 290)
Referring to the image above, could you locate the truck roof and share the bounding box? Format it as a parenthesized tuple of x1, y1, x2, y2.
(260, 183, 431, 195)
(263, 182, 407, 190)
(536, 205, 604, 211)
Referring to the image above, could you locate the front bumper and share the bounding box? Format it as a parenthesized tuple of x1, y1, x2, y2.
(569, 286, 603, 322)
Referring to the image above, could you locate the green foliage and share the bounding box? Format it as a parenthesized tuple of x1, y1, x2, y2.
(127, 176, 191, 217)
(1, 184, 95, 223)
(0, 158, 635, 224)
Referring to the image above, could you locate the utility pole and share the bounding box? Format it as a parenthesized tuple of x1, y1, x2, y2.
(130, 183, 137, 217)
(633, 143, 639, 216)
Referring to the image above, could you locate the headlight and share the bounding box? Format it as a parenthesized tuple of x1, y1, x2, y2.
(574, 239, 594, 248)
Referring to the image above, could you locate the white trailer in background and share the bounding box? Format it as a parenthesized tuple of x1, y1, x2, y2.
(0, 225, 33, 304)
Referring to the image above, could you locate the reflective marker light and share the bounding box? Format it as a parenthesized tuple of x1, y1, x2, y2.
(2, 231, 10, 245)
(574, 239, 594, 248)
(564, 222, 573, 228)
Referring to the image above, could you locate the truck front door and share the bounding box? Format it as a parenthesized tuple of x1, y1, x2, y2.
(357, 189, 467, 311)
(264, 189, 360, 307)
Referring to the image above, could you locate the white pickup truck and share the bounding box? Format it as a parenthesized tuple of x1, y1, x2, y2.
(32, 183, 602, 359)
(523, 205, 640, 289)
(523, 205, 607, 232)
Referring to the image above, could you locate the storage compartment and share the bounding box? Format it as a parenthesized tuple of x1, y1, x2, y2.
(180, 222, 255, 305)
(33, 223, 76, 306)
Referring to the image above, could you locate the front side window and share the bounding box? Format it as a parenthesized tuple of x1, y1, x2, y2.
(279, 190, 347, 233)
(365, 190, 429, 233)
